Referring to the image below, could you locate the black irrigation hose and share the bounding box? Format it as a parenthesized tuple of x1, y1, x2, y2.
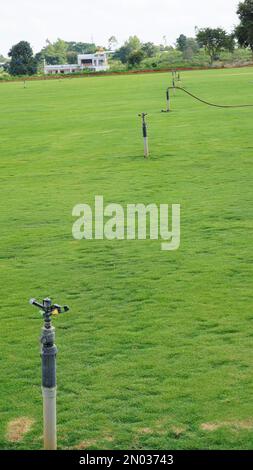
(168, 86, 253, 109)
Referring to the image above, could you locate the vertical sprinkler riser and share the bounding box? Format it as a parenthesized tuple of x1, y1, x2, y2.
(161, 88, 171, 113)
(41, 322, 57, 450)
(139, 113, 149, 158)
(30, 297, 69, 451)
(167, 89, 170, 110)
(172, 78, 176, 95)
(41, 324, 57, 388)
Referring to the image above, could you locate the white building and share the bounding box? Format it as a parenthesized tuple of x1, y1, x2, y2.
(44, 52, 110, 75)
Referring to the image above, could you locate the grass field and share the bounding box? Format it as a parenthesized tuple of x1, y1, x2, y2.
(0, 68, 253, 450)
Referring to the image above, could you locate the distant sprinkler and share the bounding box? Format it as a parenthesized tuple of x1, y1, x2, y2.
(172, 78, 176, 95)
(161, 88, 171, 113)
(176, 72, 182, 87)
(138, 113, 149, 158)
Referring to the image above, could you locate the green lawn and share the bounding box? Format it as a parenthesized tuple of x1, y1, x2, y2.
(0, 68, 253, 450)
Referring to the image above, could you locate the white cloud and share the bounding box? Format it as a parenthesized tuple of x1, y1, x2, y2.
(0, 0, 239, 55)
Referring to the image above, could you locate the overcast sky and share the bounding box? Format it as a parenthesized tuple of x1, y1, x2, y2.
(1, 0, 240, 56)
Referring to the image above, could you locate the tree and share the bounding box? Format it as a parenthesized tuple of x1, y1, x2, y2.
(196, 28, 235, 64)
(185, 38, 199, 53)
(114, 36, 142, 63)
(8, 41, 37, 75)
(141, 42, 159, 58)
(235, 0, 253, 53)
(66, 50, 78, 64)
(114, 45, 129, 63)
(66, 42, 97, 54)
(176, 34, 187, 52)
(36, 39, 68, 65)
(0, 54, 7, 63)
(176, 35, 199, 59)
(128, 50, 145, 67)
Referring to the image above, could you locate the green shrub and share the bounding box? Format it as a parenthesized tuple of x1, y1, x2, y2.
(0, 71, 11, 81)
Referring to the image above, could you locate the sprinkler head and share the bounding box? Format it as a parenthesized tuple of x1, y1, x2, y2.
(29, 298, 70, 322)
(138, 112, 148, 118)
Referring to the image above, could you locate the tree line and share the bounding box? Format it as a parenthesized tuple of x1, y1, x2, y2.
(1, 0, 253, 76)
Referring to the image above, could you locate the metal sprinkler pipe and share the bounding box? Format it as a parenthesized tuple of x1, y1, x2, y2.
(138, 113, 149, 158)
(29, 297, 69, 450)
(172, 78, 176, 95)
(161, 88, 171, 113)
